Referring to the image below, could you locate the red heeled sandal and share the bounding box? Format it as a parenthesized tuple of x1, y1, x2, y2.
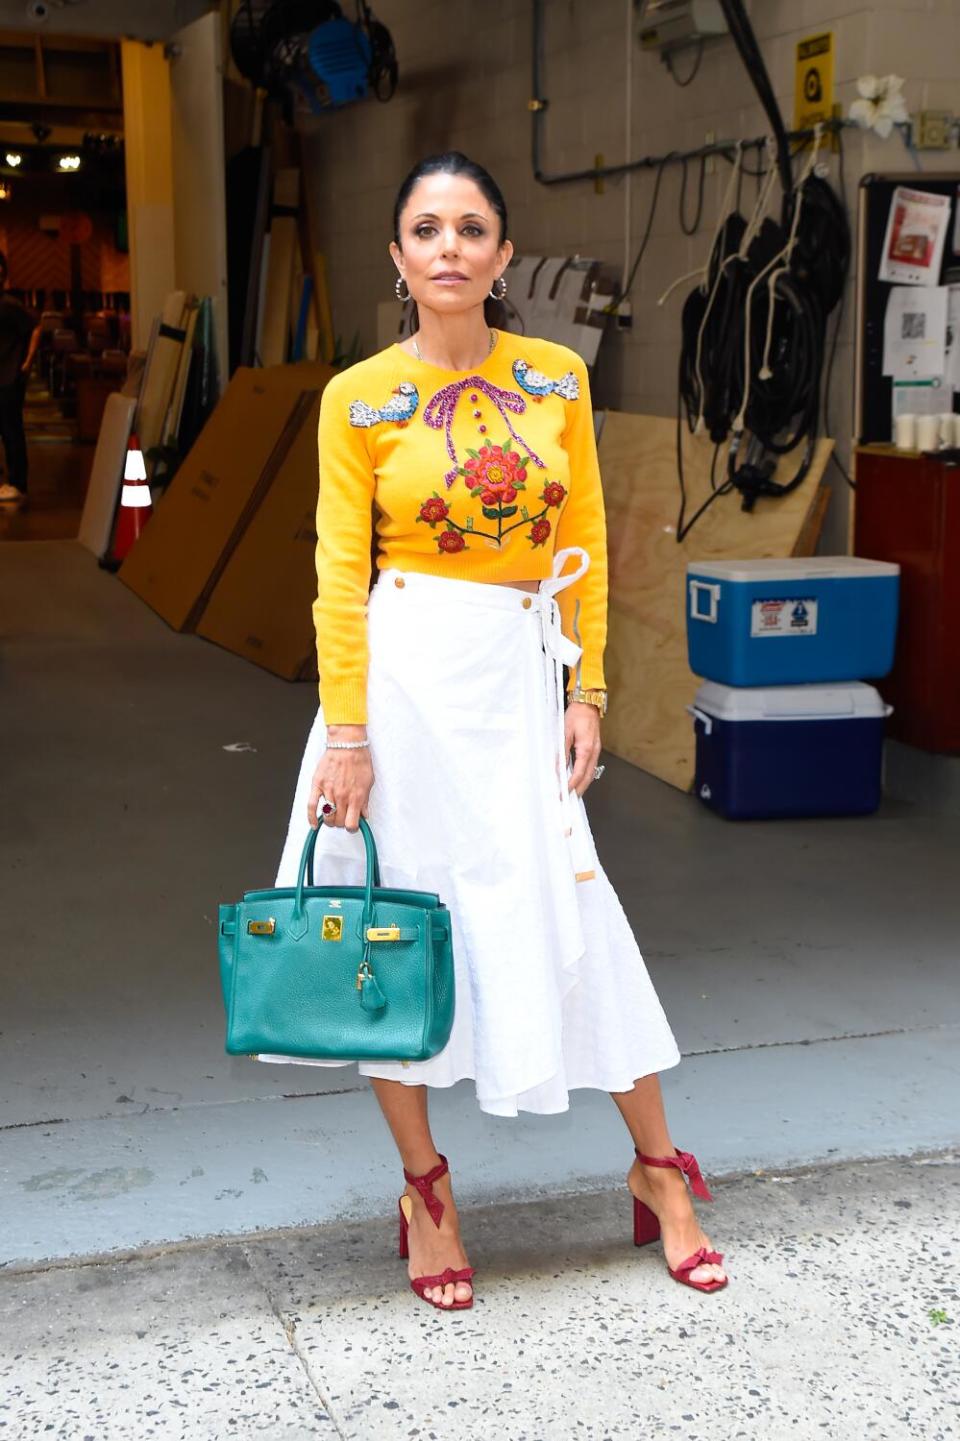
(397, 1153, 475, 1311)
(631, 1146, 728, 1293)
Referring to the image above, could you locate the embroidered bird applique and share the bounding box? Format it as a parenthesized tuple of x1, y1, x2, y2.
(349, 381, 420, 428)
(512, 358, 580, 402)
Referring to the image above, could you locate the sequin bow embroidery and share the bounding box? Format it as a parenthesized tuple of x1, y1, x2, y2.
(423, 376, 547, 489)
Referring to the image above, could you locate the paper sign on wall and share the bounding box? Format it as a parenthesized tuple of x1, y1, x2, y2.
(882, 284, 948, 378)
(945, 284, 960, 390)
(879, 187, 951, 285)
(892, 378, 948, 425)
(794, 34, 834, 137)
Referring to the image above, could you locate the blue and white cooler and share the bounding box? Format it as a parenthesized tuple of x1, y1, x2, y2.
(686, 557, 900, 687)
(688, 681, 894, 821)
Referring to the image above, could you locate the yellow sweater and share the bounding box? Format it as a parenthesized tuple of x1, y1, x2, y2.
(313, 327, 608, 724)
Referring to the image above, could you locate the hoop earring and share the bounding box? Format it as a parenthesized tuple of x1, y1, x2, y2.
(395, 275, 410, 302)
(488, 275, 507, 301)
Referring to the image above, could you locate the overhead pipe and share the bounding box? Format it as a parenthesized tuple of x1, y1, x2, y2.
(529, 0, 827, 192)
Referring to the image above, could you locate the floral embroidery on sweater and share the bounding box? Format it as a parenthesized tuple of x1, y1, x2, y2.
(513, 358, 580, 401)
(416, 439, 567, 554)
(349, 381, 420, 428)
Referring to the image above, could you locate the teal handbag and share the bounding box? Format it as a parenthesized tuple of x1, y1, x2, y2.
(218, 817, 455, 1062)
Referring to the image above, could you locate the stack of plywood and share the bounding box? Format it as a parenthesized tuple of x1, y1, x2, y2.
(597, 411, 832, 791)
(240, 161, 334, 369)
(136, 291, 189, 472)
(119, 361, 336, 679)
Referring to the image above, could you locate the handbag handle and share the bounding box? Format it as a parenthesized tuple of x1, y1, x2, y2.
(293, 817, 382, 935)
(305, 822, 382, 888)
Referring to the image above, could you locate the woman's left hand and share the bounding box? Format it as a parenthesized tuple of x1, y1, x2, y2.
(564, 700, 603, 797)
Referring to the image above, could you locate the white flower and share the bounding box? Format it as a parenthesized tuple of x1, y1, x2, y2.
(850, 74, 909, 139)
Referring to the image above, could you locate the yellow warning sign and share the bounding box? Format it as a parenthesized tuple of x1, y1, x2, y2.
(794, 32, 834, 139)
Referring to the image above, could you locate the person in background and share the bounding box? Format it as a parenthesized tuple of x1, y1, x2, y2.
(0, 250, 41, 506)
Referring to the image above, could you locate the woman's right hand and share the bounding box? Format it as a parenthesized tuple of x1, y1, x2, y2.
(307, 726, 374, 833)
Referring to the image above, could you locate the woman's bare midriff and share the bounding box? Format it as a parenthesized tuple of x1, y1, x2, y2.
(486, 577, 541, 593)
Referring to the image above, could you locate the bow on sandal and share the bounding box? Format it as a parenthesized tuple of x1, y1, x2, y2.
(632, 1146, 728, 1294)
(397, 1153, 475, 1311)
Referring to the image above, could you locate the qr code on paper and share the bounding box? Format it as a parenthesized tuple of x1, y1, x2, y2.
(901, 312, 926, 340)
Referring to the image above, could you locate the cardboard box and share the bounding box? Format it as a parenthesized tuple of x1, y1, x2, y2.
(119, 362, 335, 631)
(195, 391, 323, 680)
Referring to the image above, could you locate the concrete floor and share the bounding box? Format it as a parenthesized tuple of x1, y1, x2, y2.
(1, 541, 959, 1269)
(3, 1155, 957, 1440)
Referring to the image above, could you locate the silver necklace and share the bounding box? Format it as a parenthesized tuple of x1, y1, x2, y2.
(412, 328, 496, 365)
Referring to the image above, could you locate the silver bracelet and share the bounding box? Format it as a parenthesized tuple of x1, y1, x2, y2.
(325, 738, 370, 750)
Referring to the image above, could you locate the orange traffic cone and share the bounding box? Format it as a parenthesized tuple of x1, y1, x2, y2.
(113, 433, 152, 562)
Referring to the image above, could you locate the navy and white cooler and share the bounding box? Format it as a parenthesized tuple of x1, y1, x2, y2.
(688, 681, 894, 820)
(686, 557, 900, 687)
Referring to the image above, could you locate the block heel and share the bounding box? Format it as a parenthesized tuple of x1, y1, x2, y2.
(630, 1146, 729, 1294)
(633, 1195, 662, 1247)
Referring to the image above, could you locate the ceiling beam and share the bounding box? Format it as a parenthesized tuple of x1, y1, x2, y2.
(0, 3, 216, 43)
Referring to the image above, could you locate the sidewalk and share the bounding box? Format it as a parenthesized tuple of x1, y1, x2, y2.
(3, 1152, 956, 1440)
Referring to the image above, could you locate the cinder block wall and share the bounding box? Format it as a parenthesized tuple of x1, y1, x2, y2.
(301, 0, 960, 551)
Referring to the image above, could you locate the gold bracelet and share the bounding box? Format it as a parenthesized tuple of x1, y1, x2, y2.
(568, 687, 608, 717)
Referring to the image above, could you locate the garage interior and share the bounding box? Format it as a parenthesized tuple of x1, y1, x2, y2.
(1, 0, 958, 1282)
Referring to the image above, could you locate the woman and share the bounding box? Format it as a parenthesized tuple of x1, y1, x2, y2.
(266, 152, 728, 1310)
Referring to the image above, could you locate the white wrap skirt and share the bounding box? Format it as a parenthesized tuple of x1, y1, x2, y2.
(259, 547, 681, 1117)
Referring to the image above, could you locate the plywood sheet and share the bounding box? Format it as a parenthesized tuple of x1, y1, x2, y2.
(136, 290, 188, 466)
(598, 411, 833, 791)
(311, 250, 335, 364)
(259, 168, 300, 366)
(77, 392, 137, 560)
(163, 302, 198, 447)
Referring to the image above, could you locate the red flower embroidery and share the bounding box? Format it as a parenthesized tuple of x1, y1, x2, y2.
(462, 442, 528, 502)
(541, 482, 566, 507)
(529, 518, 551, 547)
(481, 485, 517, 506)
(437, 529, 466, 554)
(417, 495, 450, 526)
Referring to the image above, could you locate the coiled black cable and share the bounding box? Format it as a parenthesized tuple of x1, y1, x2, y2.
(675, 161, 850, 539)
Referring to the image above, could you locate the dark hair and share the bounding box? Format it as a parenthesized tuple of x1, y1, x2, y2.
(392, 151, 509, 334)
(0, 250, 7, 281)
